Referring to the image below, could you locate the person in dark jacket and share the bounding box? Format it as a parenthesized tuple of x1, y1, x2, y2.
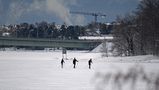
(73, 58, 78, 68)
(61, 58, 65, 68)
(88, 58, 93, 69)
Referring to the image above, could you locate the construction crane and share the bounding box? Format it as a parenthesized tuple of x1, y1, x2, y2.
(70, 11, 106, 24)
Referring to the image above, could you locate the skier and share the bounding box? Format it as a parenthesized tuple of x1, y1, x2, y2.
(88, 58, 93, 69)
(73, 58, 78, 68)
(61, 58, 65, 68)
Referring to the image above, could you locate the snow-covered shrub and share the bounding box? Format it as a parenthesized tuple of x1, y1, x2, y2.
(93, 65, 159, 90)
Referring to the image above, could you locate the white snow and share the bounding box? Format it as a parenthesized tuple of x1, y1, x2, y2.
(0, 50, 159, 90)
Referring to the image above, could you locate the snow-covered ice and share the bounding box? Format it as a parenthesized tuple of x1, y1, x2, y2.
(0, 50, 159, 90)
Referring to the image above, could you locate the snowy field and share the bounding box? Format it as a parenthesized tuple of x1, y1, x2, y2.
(0, 50, 159, 90)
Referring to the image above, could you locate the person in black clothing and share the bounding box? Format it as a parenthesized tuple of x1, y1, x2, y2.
(73, 58, 78, 68)
(88, 58, 93, 69)
(61, 58, 65, 68)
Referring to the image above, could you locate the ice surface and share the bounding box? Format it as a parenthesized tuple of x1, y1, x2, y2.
(0, 50, 159, 90)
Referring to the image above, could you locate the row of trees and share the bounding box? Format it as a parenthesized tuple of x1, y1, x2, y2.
(113, 0, 159, 56)
(0, 22, 113, 40)
(0, 22, 83, 39)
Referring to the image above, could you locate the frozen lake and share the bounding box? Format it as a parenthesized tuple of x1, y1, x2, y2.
(0, 51, 159, 90)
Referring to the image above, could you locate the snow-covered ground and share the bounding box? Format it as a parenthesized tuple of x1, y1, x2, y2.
(0, 50, 159, 90)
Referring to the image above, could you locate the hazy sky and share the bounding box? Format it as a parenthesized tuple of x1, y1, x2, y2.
(0, 0, 140, 25)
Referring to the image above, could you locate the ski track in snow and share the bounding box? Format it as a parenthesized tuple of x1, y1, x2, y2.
(0, 50, 159, 90)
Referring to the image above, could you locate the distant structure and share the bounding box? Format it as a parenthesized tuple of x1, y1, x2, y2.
(78, 35, 113, 41)
(70, 11, 106, 24)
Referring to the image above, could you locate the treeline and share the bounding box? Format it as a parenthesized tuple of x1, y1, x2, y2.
(113, 0, 159, 56)
(0, 22, 113, 40)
